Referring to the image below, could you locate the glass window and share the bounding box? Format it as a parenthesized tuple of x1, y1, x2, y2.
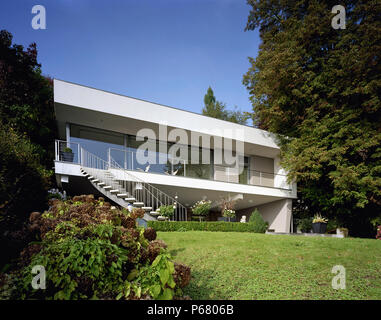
(70, 124, 124, 163)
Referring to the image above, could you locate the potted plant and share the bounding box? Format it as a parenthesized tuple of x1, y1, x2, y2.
(192, 200, 212, 222)
(61, 147, 74, 162)
(157, 204, 175, 221)
(223, 209, 236, 222)
(312, 214, 328, 233)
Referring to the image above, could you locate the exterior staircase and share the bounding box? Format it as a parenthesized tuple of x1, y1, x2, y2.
(79, 147, 187, 221)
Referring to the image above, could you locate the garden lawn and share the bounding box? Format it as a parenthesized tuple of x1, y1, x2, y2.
(158, 231, 381, 300)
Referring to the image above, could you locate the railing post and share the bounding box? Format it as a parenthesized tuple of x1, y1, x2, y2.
(55, 140, 58, 161)
(77, 143, 80, 165)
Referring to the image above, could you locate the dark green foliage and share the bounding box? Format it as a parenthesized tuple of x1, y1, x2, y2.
(202, 86, 249, 125)
(8, 196, 190, 300)
(243, 1, 381, 237)
(0, 30, 56, 168)
(148, 220, 266, 233)
(297, 218, 312, 233)
(248, 209, 268, 233)
(0, 29, 56, 265)
(0, 123, 51, 266)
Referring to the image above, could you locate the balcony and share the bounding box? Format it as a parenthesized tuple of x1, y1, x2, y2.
(55, 139, 293, 191)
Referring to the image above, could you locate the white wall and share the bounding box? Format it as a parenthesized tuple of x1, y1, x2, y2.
(257, 199, 292, 233)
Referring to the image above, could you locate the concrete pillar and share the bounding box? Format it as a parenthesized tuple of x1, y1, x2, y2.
(256, 199, 293, 233)
(66, 123, 70, 146)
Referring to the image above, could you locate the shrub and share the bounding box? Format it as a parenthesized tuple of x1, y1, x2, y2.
(376, 226, 381, 240)
(298, 218, 312, 233)
(0, 123, 51, 267)
(223, 209, 236, 221)
(248, 209, 268, 233)
(147, 221, 258, 233)
(157, 205, 175, 219)
(9, 195, 190, 300)
(191, 200, 211, 216)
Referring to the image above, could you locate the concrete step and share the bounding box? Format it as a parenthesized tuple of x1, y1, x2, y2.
(110, 189, 119, 194)
(133, 202, 144, 207)
(142, 207, 152, 211)
(117, 193, 128, 198)
(87, 176, 94, 180)
(91, 179, 100, 183)
(98, 182, 105, 186)
(125, 197, 136, 202)
(149, 211, 160, 216)
(103, 186, 112, 190)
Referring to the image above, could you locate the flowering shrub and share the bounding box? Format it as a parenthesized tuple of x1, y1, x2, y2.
(157, 205, 175, 219)
(192, 200, 212, 216)
(47, 188, 67, 201)
(9, 195, 190, 300)
(377, 226, 381, 240)
(223, 209, 236, 221)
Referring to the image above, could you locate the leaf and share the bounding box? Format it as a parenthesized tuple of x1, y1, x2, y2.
(150, 284, 161, 298)
(158, 288, 173, 300)
(127, 269, 138, 281)
(152, 255, 162, 267)
(159, 269, 169, 286)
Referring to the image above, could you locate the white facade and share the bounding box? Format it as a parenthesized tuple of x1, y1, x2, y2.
(53, 79, 297, 232)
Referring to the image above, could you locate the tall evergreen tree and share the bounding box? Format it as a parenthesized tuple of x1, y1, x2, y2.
(202, 86, 249, 125)
(243, 0, 381, 237)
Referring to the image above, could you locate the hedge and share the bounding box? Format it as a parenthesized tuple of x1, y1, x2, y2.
(147, 221, 264, 233)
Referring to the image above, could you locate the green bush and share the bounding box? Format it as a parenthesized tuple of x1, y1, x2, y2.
(191, 200, 212, 216)
(0, 123, 51, 267)
(298, 218, 312, 233)
(148, 221, 261, 233)
(248, 209, 268, 233)
(9, 195, 190, 300)
(157, 205, 175, 219)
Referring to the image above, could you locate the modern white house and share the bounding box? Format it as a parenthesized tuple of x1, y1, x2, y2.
(53, 79, 297, 232)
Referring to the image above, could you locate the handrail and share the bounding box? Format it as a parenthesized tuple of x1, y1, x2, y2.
(79, 144, 187, 220)
(109, 155, 187, 220)
(108, 145, 289, 177)
(55, 140, 292, 192)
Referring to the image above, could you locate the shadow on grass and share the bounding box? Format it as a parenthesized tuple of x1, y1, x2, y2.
(183, 269, 228, 300)
(168, 247, 186, 257)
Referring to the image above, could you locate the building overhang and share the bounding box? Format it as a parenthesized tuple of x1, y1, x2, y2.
(55, 161, 296, 210)
(54, 79, 281, 158)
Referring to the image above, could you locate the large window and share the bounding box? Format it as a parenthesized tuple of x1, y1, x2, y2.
(70, 124, 124, 163)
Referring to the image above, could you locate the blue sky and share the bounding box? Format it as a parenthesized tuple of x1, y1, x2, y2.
(1, 0, 260, 119)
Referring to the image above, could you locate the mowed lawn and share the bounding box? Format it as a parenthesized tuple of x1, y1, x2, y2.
(158, 231, 381, 300)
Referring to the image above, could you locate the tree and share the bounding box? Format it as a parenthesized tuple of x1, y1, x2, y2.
(202, 86, 249, 125)
(243, 1, 381, 237)
(0, 30, 56, 265)
(0, 123, 51, 266)
(0, 30, 56, 167)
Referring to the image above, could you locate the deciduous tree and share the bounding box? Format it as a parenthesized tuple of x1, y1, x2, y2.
(243, 0, 381, 236)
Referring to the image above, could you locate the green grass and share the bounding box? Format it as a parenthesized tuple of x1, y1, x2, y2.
(158, 231, 381, 300)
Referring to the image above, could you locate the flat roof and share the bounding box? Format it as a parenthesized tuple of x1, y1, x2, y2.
(53, 79, 280, 152)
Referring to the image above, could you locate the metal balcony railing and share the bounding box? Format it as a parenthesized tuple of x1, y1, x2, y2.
(55, 140, 293, 191)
